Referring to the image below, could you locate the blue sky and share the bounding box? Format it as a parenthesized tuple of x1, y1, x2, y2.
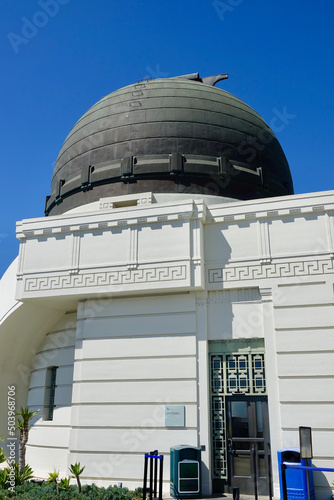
(1, 0, 334, 278)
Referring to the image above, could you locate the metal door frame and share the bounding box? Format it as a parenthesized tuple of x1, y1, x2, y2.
(209, 339, 271, 494)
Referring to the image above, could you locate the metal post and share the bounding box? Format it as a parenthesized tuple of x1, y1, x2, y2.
(281, 463, 288, 500)
(252, 446, 258, 500)
(143, 454, 148, 500)
(149, 452, 154, 500)
(305, 458, 311, 500)
(159, 455, 164, 500)
(233, 487, 239, 500)
(143, 451, 163, 500)
(154, 452, 158, 498)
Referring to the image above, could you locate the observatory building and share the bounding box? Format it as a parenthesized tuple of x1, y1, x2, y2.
(0, 73, 333, 498)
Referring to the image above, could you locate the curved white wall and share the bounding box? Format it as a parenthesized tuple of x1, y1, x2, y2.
(26, 313, 76, 478)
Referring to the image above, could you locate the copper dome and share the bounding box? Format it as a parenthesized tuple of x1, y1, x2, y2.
(45, 75, 293, 215)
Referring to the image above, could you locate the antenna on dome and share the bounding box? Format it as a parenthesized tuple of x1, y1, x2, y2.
(174, 72, 229, 86)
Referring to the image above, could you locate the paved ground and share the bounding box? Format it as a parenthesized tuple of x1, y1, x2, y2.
(162, 494, 270, 500)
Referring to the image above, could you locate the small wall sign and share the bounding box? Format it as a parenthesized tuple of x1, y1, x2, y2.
(165, 405, 185, 427)
(299, 426, 313, 459)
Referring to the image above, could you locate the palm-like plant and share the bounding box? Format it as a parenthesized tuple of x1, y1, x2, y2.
(16, 407, 40, 473)
(48, 469, 59, 495)
(69, 462, 85, 493)
(14, 462, 34, 485)
(59, 476, 71, 491)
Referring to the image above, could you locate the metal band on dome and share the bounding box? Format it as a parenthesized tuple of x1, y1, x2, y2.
(45, 153, 284, 216)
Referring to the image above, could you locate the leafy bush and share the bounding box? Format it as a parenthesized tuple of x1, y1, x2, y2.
(0, 463, 34, 490)
(0, 481, 143, 499)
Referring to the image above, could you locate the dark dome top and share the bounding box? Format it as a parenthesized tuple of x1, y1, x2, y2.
(45, 77, 293, 215)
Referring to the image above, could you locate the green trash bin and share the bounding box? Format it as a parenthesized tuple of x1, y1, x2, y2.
(170, 445, 201, 498)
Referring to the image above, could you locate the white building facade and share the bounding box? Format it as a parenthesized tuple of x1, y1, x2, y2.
(0, 75, 333, 498)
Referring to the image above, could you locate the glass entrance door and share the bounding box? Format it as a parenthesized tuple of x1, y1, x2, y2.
(226, 396, 271, 495)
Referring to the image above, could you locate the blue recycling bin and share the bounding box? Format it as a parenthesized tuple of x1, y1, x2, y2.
(277, 448, 315, 500)
(170, 445, 201, 499)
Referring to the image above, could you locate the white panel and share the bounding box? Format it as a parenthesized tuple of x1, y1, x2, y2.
(279, 378, 334, 402)
(204, 222, 259, 262)
(23, 235, 72, 272)
(32, 347, 75, 370)
(72, 380, 197, 403)
(80, 313, 196, 338)
(27, 386, 44, 407)
(73, 357, 196, 381)
(276, 329, 334, 352)
(281, 403, 334, 428)
(269, 214, 326, 256)
(49, 405, 72, 424)
(28, 425, 71, 448)
(29, 369, 47, 389)
(79, 335, 196, 359)
(28, 384, 73, 407)
(56, 366, 74, 385)
(26, 445, 69, 478)
(208, 300, 264, 340)
(48, 313, 77, 333)
(40, 331, 76, 351)
(276, 281, 330, 306)
(138, 222, 189, 261)
(71, 403, 197, 427)
(79, 228, 129, 267)
(207, 302, 233, 340)
(274, 305, 334, 329)
(70, 428, 198, 453)
(232, 302, 264, 338)
(54, 385, 73, 405)
(80, 293, 196, 318)
(277, 352, 334, 377)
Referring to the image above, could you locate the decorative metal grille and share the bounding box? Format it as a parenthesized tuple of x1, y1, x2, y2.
(210, 348, 266, 479)
(48, 366, 58, 421)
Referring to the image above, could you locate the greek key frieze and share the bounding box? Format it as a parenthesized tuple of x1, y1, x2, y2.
(24, 265, 187, 292)
(208, 259, 334, 283)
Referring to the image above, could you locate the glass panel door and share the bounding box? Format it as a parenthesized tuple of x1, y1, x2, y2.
(226, 396, 271, 495)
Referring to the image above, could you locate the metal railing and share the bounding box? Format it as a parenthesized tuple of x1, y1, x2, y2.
(281, 463, 334, 500)
(143, 450, 164, 500)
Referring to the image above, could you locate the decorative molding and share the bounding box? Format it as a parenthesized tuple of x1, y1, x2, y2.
(208, 258, 334, 283)
(325, 211, 334, 258)
(70, 233, 81, 274)
(127, 226, 138, 269)
(259, 287, 272, 302)
(191, 218, 202, 262)
(208, 289, 261, 303)
(23, 265, 187, 292)
(258, 218, 271, 263)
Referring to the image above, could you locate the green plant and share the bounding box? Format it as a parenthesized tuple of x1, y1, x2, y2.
(15, 462, 34, 485)
(0, 462, 34, 491)
(0, 437, 6, 466)
(58, 476, 71, 491)
(69, 462, 85, 494)
(16, 407, 40, 473)
(48, 469, 59, 495)
(0, 469, 8, 490)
